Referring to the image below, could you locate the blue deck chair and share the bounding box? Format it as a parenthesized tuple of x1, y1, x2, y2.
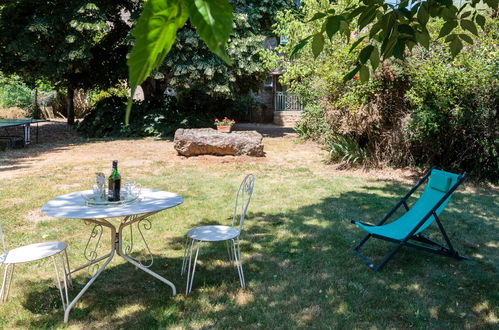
(351, 167, 468, 271)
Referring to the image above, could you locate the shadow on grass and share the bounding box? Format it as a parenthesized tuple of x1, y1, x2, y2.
(13, 180, 499, 328)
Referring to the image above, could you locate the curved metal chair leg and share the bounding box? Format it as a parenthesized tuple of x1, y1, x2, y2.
(226, 240, 234, 265)
(237, 240, 245, 288)
(60, 253, 69, 308)
(4, 264, 15, 301)
(185, 239, 195, 294)
(52, 255, 68, 310)
(64, 249, 72, 287)
(181, 238, 189, 276)
(232, 239, 245, 288)
(188, 241, 201, 294)
(0, 263, 9, 301)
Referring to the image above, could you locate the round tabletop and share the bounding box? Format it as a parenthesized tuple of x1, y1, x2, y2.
(41, 189, 183, 219)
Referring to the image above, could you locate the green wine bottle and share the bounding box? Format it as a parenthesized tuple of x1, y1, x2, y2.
(107, 160, 121, 201)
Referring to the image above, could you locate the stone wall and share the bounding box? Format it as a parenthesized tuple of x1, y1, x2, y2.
(252, 88, 274, 123)
(273, 111, 302, 127)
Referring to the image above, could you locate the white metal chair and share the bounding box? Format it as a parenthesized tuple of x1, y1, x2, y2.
(0, 222, 70, 310)
(181, 174, 255, 294)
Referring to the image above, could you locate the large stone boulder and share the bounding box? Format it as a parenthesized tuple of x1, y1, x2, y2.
(174, 128, 264, 157)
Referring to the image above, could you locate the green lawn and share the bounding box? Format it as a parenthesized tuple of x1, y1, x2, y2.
(0, 136, 497, 329)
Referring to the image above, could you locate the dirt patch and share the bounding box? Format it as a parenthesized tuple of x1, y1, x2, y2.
(0, 121, 488, 188)
(25, 209, 56, 223)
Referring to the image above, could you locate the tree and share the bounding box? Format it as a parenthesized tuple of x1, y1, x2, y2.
(127, 0, 497, 119)
(125, 0, 297, 123)
(153, 0, 295, 100)
(289, 0, 498, 82)
(0, 0, 140, 125)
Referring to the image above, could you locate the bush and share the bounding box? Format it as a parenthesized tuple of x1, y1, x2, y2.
(406, 41, 498, 180)
(276, 5, 498, 181)
(294, 104, 331, 142)
(77, 95, 211, 138)
(327, 134, 369, 167)
(0, 74, 33, 109)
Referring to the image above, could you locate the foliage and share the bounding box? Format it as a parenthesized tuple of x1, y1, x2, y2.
(0, 74, 33, 109)
(127, 0, 296, 123)
(290, 0, 498, 82)
(0, 0, 140, 124)
(404, 21, 498, 179)
(294, 104, 332, 142)
(88, 83, 130, 106)
(126, 0, 234, 123)
(327, 134, 369, 166)
(77, 95, 210, 138)
(273, 3, 498, 181)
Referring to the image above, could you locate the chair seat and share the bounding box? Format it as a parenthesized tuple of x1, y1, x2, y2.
(1, 241, 67, 264)
(187, 225, 240, 242)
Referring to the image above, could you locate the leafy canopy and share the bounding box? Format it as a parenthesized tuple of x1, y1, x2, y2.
(158, 0, 295, 102)
(126, 0, 234, 123)
(0, 0, 138, 90)
(289, 0, 498, 82)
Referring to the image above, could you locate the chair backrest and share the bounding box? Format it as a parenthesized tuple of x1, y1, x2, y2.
(231, 174, 255, 231)
(409, 168, 464, 235)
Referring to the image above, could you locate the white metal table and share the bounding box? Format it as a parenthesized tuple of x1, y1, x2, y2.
(41, 189, 183, 323)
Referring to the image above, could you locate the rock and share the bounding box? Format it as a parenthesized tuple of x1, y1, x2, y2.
(174, 128, 264, 157)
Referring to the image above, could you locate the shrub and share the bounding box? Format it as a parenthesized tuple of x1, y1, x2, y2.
(276, 4, 498, 181)
(294, 104, 331, 142)
(0, 74, 32, 109)
(77, 95, 211, 138)
(327, 134, 369, 167)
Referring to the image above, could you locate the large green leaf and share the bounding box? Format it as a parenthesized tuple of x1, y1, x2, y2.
(126, 0, 188, 124)
(484, 0, 498, 9)
(312, 33, 324, 58)
(290, 35, 312, 58)
(398, 24, 415, 37)
(359, 45, 374, 64)
(343, 64, 362, 81)
(450, 37, 463, 57)
(459, 33, 474, 44)
(416, 30, 430, 49)
(358, 7, 377, 30)
(417, 3, 429, 26)
(325, 16, 341, 40)
(393, 39, 405, 60)
(475, 14, 486, 29)
(461, 19, 478, 36)
(308, 12, 327, 22)
(186, 0, 233, 64)
(359, 65, 370, 82)
(438, 20, 457, 38)
(349, 36, 366, 52)
(370, 46, 380, 70)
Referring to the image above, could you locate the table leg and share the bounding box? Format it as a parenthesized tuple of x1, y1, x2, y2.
(64, 220, 116, 323)
(118, 214, 176, 296)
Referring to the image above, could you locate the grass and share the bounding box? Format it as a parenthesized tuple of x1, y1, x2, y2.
(0, 133, 497, 329)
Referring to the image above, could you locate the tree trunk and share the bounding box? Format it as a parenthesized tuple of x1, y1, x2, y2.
(33, 88, 40, 119)
(66, 87, 75, 125)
